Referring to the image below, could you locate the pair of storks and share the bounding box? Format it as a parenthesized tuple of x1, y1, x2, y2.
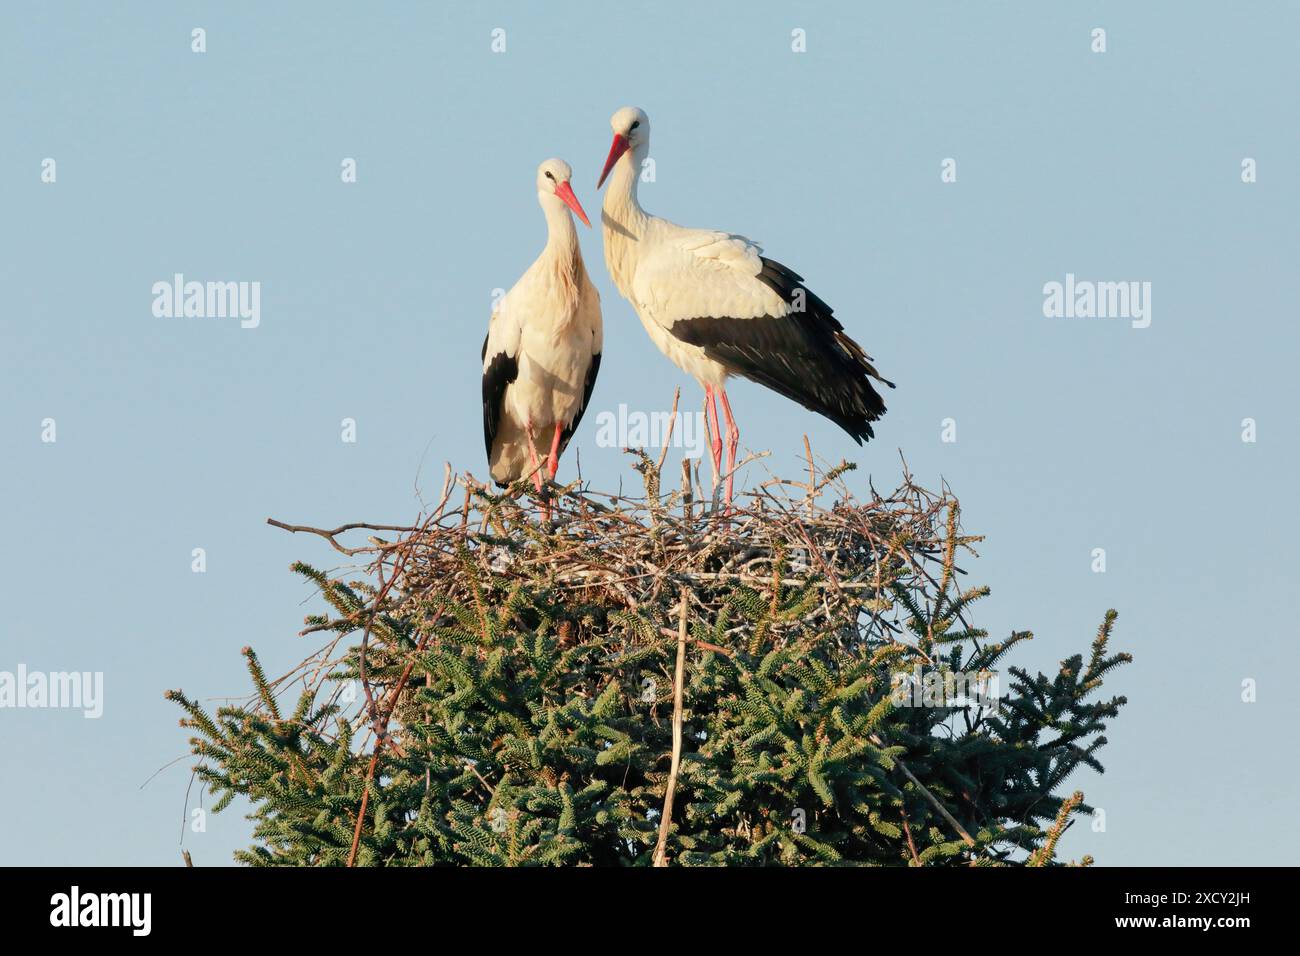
(482, 107, 893, 508)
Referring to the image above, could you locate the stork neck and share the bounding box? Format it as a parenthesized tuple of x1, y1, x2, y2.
(542, 201, 580, 263)
(602, 149, 645, 220)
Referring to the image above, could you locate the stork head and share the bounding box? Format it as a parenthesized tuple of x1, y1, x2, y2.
(536, 158, 590, 227)
(596, 106, 649, 189)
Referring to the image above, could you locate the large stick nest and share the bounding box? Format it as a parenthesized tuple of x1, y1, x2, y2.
(273, 449, 980, 682)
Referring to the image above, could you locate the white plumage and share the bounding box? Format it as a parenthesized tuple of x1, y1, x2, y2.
(612, 225, 774, 385)
(482, 159, 602, 490)
(596, 107, 892, 504)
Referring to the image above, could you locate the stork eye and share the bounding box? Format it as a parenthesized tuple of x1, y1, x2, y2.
(545, 171, 555, 181)
(629, 121, 640, 131)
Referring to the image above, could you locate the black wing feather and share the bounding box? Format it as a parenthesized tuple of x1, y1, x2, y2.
(481, 333, 518, 466)
(669, 256, 893, 445)
(559, 351, 601, 452)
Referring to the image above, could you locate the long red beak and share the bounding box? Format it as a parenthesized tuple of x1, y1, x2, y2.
(596, 134, 630, 189)
(554, 180, 591, 227)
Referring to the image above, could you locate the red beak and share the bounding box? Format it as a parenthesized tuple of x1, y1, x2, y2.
(553, 180, 591, 227)
(596, 133, 630, 189)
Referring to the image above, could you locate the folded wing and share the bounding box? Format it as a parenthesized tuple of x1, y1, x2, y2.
(481, 305, 522, 463)
(632, 227, 892, 443)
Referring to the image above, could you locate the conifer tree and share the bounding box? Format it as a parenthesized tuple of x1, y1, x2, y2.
(168, 458, 1130, 866)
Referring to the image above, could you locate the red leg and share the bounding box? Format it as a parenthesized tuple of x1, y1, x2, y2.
(524, 422, 552, 520)
(524, 421, 544, 494)
(705, 385, 723, 496)
(548, 423, 563, 481)
(719, 387, 740, 507)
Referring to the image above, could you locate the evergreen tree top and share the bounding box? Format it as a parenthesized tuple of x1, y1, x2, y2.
(168, 453, 1130, 866)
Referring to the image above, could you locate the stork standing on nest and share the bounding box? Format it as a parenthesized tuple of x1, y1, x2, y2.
(482, 159, 602, 504)
(594, 106, 894, 506)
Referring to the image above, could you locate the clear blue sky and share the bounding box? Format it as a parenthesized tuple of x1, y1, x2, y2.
(2, 1, 1296, 866)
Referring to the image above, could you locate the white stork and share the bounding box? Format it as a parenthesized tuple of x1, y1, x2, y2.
(595, 107, 894, 505)
(482, 159, 602, 500)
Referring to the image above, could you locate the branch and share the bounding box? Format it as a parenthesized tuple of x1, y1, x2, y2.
(653, 590, 689, 867)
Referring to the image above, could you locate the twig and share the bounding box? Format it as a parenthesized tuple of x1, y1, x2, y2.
(655, 387, 681, 473)
(803, 434, 815, 512)
(653, 590, 689, 867)
(883, 742, 977, 850)
(266, 518, 421, 556)
(658, 626, 733, 657)
(900, 813, 920, 866)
